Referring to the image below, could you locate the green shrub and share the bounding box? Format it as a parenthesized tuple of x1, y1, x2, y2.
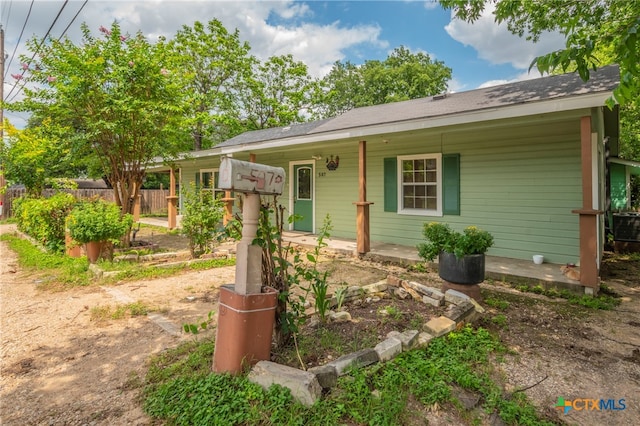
(66, 198, 133, 244)
(180, 183, 225, 258)
(417, 222, 494, 261)
(13, 193, 76, 253)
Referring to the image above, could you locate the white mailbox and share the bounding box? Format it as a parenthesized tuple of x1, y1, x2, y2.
(218, 157, 285, 195)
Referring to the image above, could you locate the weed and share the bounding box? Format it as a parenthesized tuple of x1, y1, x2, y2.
(90, 301, 151, 322)
(484, 297, 510, 310)
(514, 283, 621, 310)
(378, 305, 403, 321)
(491, 314, 508, 329)
(334, 285, 348, 311)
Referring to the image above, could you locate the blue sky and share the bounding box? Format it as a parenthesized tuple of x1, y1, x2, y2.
(2, 0, 566, 127)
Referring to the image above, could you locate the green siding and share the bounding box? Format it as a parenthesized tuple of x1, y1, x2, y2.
(174, 112, 590, 264)
(610, 163, 628, 210)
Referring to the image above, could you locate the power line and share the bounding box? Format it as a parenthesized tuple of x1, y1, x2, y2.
(58, 0, 88, 40)
(1, 0, 14, 28)
(3, 0, 34, 79)
(5, 0, 69, 103)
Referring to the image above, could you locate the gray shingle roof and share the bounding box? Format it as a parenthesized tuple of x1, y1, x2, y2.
(215, 119, 332, 148)
(216, 65, 619, 148)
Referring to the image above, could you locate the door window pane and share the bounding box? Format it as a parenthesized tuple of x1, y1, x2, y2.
(297, 167, 311, 200)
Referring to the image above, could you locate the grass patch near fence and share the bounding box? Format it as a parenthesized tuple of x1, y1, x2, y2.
(142, 326, 554, 426)
(0, 234, 91, 289)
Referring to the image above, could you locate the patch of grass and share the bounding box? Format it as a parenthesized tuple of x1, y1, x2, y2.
(514, 283, 621, 310)
(90, 301, 152, 321)
(485, 297, 510, 310)
(491, 314, 508, 329)
(0, 234, 91, 289)
(143, 327, 554, 425)
(377, 305, 403, 321)
(101, 258, 235, 283)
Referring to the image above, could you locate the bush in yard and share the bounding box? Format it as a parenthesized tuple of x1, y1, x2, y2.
(180, 183, 225, 258)
(66, 198, 133, 246)
(13, 192, 76, 253)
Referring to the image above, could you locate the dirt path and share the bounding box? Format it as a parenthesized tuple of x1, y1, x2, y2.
(1, 223, 640, 425)
(0, 224, 231, 425)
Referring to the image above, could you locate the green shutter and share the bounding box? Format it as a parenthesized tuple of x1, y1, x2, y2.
(195, 173, 200, 189)
(443, 153, 460, 215)
(384, 157, 397, 212)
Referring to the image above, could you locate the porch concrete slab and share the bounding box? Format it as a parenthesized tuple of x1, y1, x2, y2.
(144, 220, 574, 287)
(282, 232, 575, 287)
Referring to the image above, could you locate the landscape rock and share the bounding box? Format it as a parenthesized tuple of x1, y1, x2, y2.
(374, 336, 402, 362)
(362, 280, 388, 294)
(329, 311, 352, 323)
(396, 329, 419, 351)
(327, 348, 379, 376)
(416, 332, 434, 348)
(394, 287, 410, 300)
(386, 275, 402, 287)
(445, 300, 476, 323)
(248, 361, 322, 406)
(424, 316, 456, 337)
(308, 364, 338, 389)
(444, 289, 471, 305)
(400, 281, 422, 301)
(422, 295, 444, 307)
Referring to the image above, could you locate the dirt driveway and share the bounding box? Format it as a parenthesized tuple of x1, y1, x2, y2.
(1, 223, 640, 425)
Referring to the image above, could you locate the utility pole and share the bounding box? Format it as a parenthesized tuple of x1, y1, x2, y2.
(0, 24, 6, 220)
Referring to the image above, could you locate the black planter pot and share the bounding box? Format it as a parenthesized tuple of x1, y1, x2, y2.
(438, 251, 485, 285)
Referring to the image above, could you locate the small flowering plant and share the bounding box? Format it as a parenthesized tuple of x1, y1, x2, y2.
(417, 222, 494, 261)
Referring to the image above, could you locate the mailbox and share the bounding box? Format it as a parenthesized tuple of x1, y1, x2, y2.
(218, 157, 285, 195)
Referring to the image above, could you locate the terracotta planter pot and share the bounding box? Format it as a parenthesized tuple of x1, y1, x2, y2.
(438, 251, 485, 285)
(84, 241, 104, 264)
(213, 285, 277, 374)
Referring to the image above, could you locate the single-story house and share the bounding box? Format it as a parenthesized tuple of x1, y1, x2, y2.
(152, 65, 621, 293)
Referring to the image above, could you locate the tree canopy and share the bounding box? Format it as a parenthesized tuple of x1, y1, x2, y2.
(440, 0, 639, 106)
(166, 19, 253, 150)
(317, 46, 452, 118)
(8, 22, 187, 215)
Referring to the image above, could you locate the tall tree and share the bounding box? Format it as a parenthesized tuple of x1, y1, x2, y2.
(316, 46, 452, 118)
(241, 54, 319, 130)
(167, 19, 253, 150)
(8, 22, 186, 219)
(439, 0, 639, 106)
(1, 119, 79, 196)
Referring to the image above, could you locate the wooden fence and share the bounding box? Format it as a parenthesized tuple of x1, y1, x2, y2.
(3, 188, 169, 218)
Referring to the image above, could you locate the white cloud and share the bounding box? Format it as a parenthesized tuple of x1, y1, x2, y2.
(444, 4, 565, 70)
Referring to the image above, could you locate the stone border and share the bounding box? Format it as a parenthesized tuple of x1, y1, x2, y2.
(248, 275, 484, 406)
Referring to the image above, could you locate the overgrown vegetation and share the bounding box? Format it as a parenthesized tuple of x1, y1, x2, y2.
(180, 182, 225, 258)
(100, 257, 235, 284)
(142, 326, 553, 425)
(0, 234, 91, 289)
(12, 192, 76, 253)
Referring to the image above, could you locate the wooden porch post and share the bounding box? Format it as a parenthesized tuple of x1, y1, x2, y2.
(167, 168, 178, 229)
(353, 140, 374, 254)
(571, 116, 602, 291)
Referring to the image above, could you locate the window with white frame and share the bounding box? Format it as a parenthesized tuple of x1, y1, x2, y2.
(397, 154, 442, 215)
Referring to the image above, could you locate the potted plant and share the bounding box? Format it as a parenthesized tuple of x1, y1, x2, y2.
(66, 199, 133, 263)
(417, 222, 494, 285)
